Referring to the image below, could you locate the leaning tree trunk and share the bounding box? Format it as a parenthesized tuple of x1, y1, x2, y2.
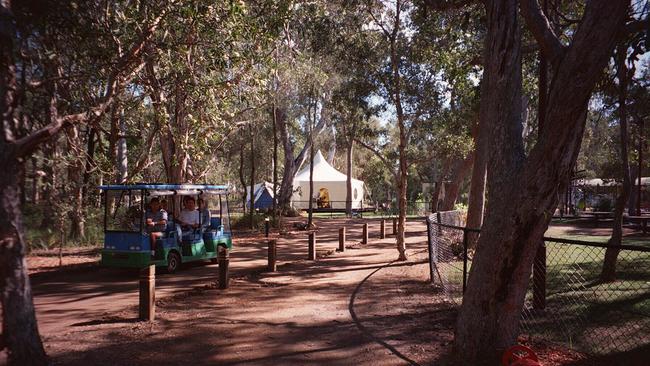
(601, 45, 632, 282)
(0, 158, 48, 365)
(441, 155, 474, 211)
(453, 1, 625, 364)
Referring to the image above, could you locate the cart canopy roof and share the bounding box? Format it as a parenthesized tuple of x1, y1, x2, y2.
(98, 184, 229, 194)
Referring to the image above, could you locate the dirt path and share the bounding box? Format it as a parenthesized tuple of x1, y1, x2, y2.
(10, 218, 432, 365)
(5, 218, 615, 365)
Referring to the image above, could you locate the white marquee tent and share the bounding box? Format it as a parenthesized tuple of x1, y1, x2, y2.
(291, 150, 365, 209)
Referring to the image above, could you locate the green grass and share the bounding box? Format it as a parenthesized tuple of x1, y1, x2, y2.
(434, 234, 650, 355)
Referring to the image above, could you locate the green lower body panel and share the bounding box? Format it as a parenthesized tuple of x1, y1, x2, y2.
(205, 238, 232, 250)
(101, 250, 165, 268)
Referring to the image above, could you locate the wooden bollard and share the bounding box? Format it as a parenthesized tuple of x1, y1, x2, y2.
(392, 218, 397, 235)
(362, 223, 368, 244)
(268, 239, 277, 272)
(380, 219, 386, 239)
(218, 247, 230, 289)
(139, 264, 155, 321)
(338, 227, 346, 252)
(308, 232, 316, 260)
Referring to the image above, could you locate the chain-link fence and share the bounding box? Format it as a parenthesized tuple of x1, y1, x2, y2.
(425, 214, 650, 355)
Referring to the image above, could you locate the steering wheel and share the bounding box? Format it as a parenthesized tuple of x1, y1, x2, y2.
(501, 345, 539, 366)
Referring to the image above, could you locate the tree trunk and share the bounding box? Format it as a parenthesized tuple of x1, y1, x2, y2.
(277, 106, 295, 210)
(307, 97, 315, 228)
(39, 142, 57, 230)
(628, 165, 638, 216)
(82, 127, 97, 204)
(466, 108, 488, 233)
(346, 138, 354, 218)
(116, 108, 128, 184)
(0, 157, 48, 366)
(239, 139, 247, 216)
(67, 126, 86, 241)
(30, 157, 40, 204)
(441, 155, 474, 211)
(601, 45, 632, 282)
(249, 124, 256, 229)
(272, 102, 278, 220)
(454, 1, 626, 364)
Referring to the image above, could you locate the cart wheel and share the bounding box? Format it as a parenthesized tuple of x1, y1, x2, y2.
(166, 252, 181, 273)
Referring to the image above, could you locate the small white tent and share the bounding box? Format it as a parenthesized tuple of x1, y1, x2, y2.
(291, 150, 365, 209)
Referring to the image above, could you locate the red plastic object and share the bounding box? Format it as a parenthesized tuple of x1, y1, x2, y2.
(502, 345, 541, 366)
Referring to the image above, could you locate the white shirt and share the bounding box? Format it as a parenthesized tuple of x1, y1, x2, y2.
(178, 210, 200, 225)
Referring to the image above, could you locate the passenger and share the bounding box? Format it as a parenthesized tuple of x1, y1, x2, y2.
(145, 197, 168, 253)
(177, 197, 200, 241)
(198, 198, 211, 230)
(160, 199, 168, 212)
(125, 205, 142, 231)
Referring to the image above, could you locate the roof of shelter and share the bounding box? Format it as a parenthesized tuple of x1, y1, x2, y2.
(98, 184, 229, 193)
(293, 150, 363, 184)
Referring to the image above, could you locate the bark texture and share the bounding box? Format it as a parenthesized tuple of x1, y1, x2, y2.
(601, 46, 632, 282)
(453, 1, 626, 364)
(441, 154, 474, 211)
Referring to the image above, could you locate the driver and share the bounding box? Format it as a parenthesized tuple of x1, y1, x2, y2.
(145, 197, 168, 253)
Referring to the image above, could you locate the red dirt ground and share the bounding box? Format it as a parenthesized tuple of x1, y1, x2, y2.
(3, 218, 647, 365)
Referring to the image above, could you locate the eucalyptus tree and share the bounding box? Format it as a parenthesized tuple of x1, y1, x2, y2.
(449, 1, 630, 363)
(1, 1, 170, 363)
(144, 1, 279, 185)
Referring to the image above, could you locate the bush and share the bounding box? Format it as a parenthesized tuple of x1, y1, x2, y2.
(231, 213, 270, 230)
(596, 197, 613, 212)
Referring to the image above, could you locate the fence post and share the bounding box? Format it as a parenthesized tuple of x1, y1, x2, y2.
(380, 219, 386, 239)
(362, 222, 368, 244)
(392, 218, 397, 235)
(268, 239, 277, 272)
(218, 247, 230, 289)
(139, 264, 155, 321)
(462, 229, 468, 293)
(426, 216, 435, 284)
(264, 217, 270, 238)
(533, 242, 546, 310)
(308, 232, 316, 260)
(338, 227, 346, 252)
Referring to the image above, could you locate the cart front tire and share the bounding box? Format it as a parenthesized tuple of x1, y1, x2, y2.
(167, 252, 181, 273)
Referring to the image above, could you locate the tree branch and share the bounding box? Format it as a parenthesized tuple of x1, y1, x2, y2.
(520, 0, 566, 64)
(353, 137, 397, 180)
(13, 8, 167, 158)
(419, 0, 476, 11)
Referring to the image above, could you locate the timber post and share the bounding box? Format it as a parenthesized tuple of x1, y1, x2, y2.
(139, 264, 155, 321)
(362, 222, 368, 244)
(338, 227, 346, 252)
(380, 219, 386, 239)
(308, 232, 316, 260)
(392, 218, 397, 235)
(218, 247, 230, 289)
(268, 239, 277, 271)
